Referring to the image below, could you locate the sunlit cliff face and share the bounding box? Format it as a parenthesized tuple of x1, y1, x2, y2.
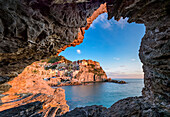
(0, 61, 69, 115)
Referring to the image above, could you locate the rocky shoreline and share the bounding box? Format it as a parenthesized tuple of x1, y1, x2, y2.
(0, 57, 110, 116)
(50, 79, 126, 87)
(104, 78, 126, 84)
(0, 56, 126, 116)
(50, 81, 82, 87)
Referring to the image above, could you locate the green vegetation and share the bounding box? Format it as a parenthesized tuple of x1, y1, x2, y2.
(93, 68, 100, 75)
(44, 67, 49, 70)
(41, 59, 48, 63)
(45, 65, 57, 70)
(97, 73, 105, 76)
(47, 55, 72, 64)
(51, 65, 57, 69)
(48, 56, 62, 63)
(88, 69, 93, 72)
(90, 64, 95, 68)
(32, 70, 37, 74)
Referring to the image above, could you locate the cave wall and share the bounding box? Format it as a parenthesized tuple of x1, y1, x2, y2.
(107, 0, 170, 112)
(56, 3, 107, 54)
(0, 0, 104, 79)
(108, 0, 170, 115)
(140, 14, 170, 112)
(62, 0, 170, 116)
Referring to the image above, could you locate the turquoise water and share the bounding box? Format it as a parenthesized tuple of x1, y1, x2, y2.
(56, 79, 144, 110)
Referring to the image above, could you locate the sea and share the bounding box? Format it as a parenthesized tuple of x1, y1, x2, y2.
(54, 79, 144, 110)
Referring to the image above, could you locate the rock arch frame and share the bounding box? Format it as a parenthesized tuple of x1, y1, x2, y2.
(0, 0, 169, 116)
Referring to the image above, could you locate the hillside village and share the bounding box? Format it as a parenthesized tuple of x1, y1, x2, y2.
(45, 56, 101, 79)
(25, 56, 125, 87)
(29, 56, 107, 86)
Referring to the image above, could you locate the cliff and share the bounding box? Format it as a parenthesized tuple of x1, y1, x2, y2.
(44, 56, 107, 83)
(75, 60, 107, 82)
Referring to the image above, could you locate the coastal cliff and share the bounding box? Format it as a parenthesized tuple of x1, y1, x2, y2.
(75, 60, 107, 82)
(45, 56, 107, 83)
(37, 56, 107, 85)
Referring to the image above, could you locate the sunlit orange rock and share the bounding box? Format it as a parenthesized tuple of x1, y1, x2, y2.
(0, 62, 69, 116)
(57, 3, 107, 55)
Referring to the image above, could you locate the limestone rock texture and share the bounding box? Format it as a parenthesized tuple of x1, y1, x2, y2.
(0, 101, 43, 117)
(0, 0, 170, 117)
(0, 64, 69, 116)
(0, 66, 69, 117)
(61, 105, 107, 117)
(0, 0, 104, 79)
(56, 3, 107, 54)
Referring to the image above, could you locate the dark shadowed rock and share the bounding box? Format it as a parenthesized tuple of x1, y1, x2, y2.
(0, 76, 10, 84)
(0, 76, 11, 93)
(60, 105, 107, 117)
(102, 97, 164, 117)
(0, 101, 42, 117)
(0, 0, 104, 79)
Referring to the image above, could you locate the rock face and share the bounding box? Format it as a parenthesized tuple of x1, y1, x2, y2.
(103, 97, 163, 117)
(61, 97, 159, 117)
(0, 65, 69, 116)
(56, 3, 107, 55)
(61, 105, 107, 117)
(0, 0, 170, 116)
(60, 0, 170, 116)
(0, 0, 104, 79)
(0, 101, 43, 117)
(43, 56, 107, 83)
(75, 60, 107, 82)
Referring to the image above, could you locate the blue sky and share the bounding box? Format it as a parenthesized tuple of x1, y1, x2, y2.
(59, 13, 145, 78)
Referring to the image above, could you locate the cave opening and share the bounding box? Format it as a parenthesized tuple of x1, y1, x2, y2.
(58, 13, 146, 110)
(0, 9, 148, 116)
(59, 13, 145, 79)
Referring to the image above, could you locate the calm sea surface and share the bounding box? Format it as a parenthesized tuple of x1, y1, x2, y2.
(54, 79, 144, 110)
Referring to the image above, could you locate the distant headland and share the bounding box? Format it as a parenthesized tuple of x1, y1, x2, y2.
(30, 56, 126, 86)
